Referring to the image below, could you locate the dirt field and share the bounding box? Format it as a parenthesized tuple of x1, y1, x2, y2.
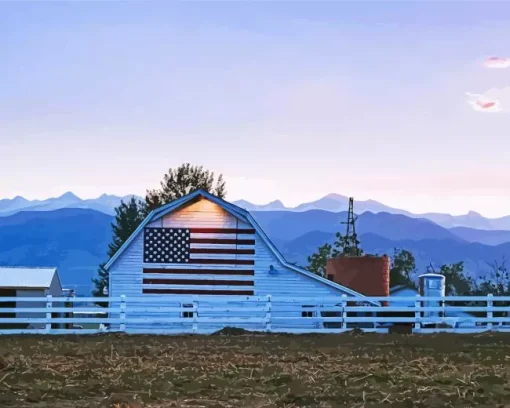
(0, 331, 509, 407)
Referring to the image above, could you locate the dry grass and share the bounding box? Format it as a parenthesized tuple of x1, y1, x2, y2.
(1, 330, 510, 407)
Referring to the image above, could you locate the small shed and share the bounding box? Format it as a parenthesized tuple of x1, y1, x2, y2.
(389, 284, 418, 307)
(0, 267, 63, 329)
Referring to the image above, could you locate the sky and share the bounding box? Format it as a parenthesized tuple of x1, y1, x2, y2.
(1, 1, 510, 217)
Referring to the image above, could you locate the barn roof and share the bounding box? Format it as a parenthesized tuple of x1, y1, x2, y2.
(0, 267, 60, 289)
(105, 189, 379, 304)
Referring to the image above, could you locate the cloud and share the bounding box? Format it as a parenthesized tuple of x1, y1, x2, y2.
(483, 57, 510, 69)
(466, 92, 502, 112)
(465, 88, 510, 113)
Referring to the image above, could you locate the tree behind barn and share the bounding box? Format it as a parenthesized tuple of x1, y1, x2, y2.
(92, 163, 227, 299)
(92, 197, 147, 299)
(146, 163, 226, 212)
(389, 248, 418, 288)
(306, 232, 365, 277)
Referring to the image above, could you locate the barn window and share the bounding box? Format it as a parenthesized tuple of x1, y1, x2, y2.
(182, 304, 194, 318)
(301, 305, 315, 318)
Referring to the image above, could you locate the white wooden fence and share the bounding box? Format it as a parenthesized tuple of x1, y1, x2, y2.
(0, 294, 509, 335)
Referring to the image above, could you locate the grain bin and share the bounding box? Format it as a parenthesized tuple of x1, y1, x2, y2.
(418, 273, 446, 318)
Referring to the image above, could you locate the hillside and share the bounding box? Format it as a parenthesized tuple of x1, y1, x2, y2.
(251, 210, 462, 242)
(0, 209, 113, 295)
(277, 231, 510, 278)
(450, 226, 510, 246)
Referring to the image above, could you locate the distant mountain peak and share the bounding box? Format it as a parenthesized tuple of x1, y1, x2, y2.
(59, 191, 81, 200)
(232, 199, 252, 208)
(323, 193, 348, 200)
(268, 199, 284, 206)
(466, 211, 483, 217)
(232, 199, 286, 211)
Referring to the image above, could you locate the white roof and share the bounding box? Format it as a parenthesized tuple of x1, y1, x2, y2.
(0, 267, 58, 288)
(419, 273, 445, 279)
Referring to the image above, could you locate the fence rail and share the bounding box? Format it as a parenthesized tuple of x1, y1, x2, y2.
(0, 294, 509, 335)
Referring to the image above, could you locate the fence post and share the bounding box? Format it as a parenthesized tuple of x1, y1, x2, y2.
(341, 294, 348, 330)
(265, 295, 272, 332)
(487, 293, 493, 331)
(120, 295, 126, 332)
(414, 294, 421, 332)
(192, 299, 198, 333)
(46, 295, 52, 333)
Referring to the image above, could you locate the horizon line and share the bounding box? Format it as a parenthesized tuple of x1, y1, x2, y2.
(1, 190, 507, 220)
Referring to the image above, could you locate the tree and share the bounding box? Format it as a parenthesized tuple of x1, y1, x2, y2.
(389, 248, 417, 288)
(146, 163, 226, 212)
(92, 197, 147, 299)
(332, 231, 364, 257)
(474, 258, 510, 318)
(427, 261, 475, 296)
(92, 163, 227, 298)
(477, 258, 510, 296)
(306, 243, 333, 277)
(306, 232, 364, 276)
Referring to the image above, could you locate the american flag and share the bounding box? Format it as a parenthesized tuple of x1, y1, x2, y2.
(144, 228, 192, 264)
(142, 227, 256, 295)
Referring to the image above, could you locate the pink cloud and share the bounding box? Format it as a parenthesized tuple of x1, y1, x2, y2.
(466, 92, 502, 112)
(483, 57, 510, 69)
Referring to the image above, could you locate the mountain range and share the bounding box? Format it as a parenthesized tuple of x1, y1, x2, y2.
(234, 194, 510, 231)
(2, 191, 509, 231)
(0, 206, 509, 295)
(0, 192, 142, 217)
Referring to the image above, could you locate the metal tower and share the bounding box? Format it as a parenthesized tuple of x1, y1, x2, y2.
(341, 197, 359, 252)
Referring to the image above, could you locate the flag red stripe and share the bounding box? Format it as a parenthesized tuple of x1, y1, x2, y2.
(190, 238, 255, 245)
(143, 289, 254, 295)
(143, 268, 254, 276)
(143, 278, 254, 286)
(191, 259, 254, 265)
(189, 248, 255, 255)
(189, 228, 255, 234)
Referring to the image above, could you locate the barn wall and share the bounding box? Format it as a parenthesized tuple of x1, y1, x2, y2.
(148, 199, 247, 229)
(109, 198, 353, 331)
(48, 273, 63, 297)
(16, 289, 46, 329)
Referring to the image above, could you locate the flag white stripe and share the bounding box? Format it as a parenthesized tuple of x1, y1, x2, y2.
(189, 233, 255, 240)
(189, 253, 254, 260)
(143, 274, 254, 281)
(190, 243, 255, 250)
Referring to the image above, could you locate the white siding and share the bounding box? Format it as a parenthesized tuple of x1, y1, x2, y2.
(16, 289, 46, 329)
(48, 273, 63, 297)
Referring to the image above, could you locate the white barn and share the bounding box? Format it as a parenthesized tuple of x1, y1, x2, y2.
(105, 189, 379, 333)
